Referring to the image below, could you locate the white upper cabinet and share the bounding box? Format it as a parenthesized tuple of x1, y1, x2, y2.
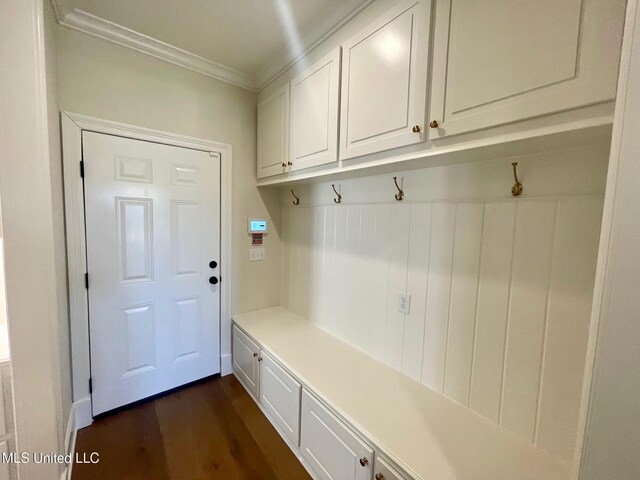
(428, 0, 626, 137)
(257, 83, 289, 178)
(290, 48, 341, 171)
(339, 0, 431, 160)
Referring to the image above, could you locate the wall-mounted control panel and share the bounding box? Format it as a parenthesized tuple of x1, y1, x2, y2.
(248, 219, 268, 234)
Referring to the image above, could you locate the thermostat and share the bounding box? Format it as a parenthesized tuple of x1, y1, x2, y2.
(248, 219, 268, 234)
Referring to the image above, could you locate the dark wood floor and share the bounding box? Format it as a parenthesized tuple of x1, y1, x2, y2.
(72, 375, 311, 480)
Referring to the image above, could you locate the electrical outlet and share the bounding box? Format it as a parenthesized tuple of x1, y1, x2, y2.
(398, 292, 411, 314)
(249, 247, 266, 262)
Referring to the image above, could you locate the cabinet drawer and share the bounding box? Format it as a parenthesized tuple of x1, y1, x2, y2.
(374, 456, 408, 480)
(259, 350, 302, 447)
(232, 325, 259, 398)
(301, 389, 373, 480)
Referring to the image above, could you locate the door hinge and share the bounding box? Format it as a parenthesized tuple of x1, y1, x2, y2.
(80, 160, 85, 178)
(85, 273, 89, 289)
(89, 378, 92, 394)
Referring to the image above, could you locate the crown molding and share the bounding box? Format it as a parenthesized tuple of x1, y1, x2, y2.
(56, 8, 260, 91)
(254, 0, 376, 90)
(50, 0, 376, 93)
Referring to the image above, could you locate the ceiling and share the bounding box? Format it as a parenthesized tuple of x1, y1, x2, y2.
(53, 0, 373, 90)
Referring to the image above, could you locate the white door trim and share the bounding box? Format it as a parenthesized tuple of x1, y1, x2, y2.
(61, 112, 232, 429)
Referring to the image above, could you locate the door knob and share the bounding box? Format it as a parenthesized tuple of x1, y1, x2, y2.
(209, 261, 217, 269)
(359, 458, 368, 467)
(209, 276, 219, 285)
(429, 120, 439, 128)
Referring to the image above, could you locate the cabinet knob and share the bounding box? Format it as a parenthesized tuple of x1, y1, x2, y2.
(412, 125, 421, 133)
(375, 474, 385, 480)
(287, 161, 292, 166)
(253, 353, 258, 357)
(258, 357, 263, 362)
(359, 458, 368, 467)
(429, 120, 439, 128)
(281, 163, 286, 167)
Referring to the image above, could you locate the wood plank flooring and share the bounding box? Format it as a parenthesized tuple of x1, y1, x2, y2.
(72, 375, 311, 480)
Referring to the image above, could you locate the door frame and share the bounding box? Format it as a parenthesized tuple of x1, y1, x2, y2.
(61, 112, 232, 429)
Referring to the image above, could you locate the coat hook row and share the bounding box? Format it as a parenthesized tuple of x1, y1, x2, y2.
(290, 189, 300, 205)
(331, 184, 342, 204)
(393, 176, 404, 201)
(511, 162, 523, 197)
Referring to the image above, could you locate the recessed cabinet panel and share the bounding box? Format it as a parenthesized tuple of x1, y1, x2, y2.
(374, 456, 408, 480)
(259, 350, 302, 447)
(232, 326, 260, 398)
(257, 84, 289, 178)
(301, 389, 373, 480)
(340, 0, 430, 160)
(290, 48, 341, 171)
(429, 0, 625, 137)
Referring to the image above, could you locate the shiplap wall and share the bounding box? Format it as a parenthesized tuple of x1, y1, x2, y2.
(280, 144, 608, 461)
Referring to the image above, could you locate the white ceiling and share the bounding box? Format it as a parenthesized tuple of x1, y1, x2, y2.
(54, 0, 372, 90)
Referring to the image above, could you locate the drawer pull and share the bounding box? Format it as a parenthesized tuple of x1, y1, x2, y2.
(359, 457, 368, 467)
(375, 474, 385, 480)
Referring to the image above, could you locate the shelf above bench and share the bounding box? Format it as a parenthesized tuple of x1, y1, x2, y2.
(233, 306, 571, 480)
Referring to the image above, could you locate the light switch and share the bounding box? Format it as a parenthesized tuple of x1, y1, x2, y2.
(249, 247, 266, 262)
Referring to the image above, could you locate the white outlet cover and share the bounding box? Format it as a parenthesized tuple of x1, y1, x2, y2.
(398, 292, 411, 314)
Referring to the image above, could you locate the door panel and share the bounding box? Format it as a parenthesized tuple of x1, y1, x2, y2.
(83, 131, 221, 415)
(290, 48, 341, 171)
(259, 350, 301, 447)
(301, 389, 373, 480)
(429, 0, 625, 137)
(340, 0, 430, 160)
(257, 84, 290, 178)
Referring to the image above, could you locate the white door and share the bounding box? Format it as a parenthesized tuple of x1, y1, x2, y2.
(301, 390, 373, 480)
(290, 48, 341, 171)
(339, 0, 430, 160)
(428, 0, 625, 137)
(232, 325, 260, 398)
(83, 131, 221, 415)
(257, 84, 290, 178)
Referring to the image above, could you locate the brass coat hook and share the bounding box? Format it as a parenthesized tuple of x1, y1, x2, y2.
(331, 184, 342, 204)
(511, 162, 523, 197)
(290, 189, 300, 206)
(393, 176, 404, 201)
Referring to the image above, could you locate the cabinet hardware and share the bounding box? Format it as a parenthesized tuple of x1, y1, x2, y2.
(291, 189, 300, 206)
(359, 457, 368, 467)
(258, 357, 263, 362)
(393, 176, 404, 201)
(281, 163, 286, 168)
(253, 353, 258, 357)
(412, 125, 421, 133)
(511, 162, 523, 197)
(375, 474, 385, 480)
(332, 184, 342, 204)
(287, 161, 292, 166)
(429, 120, 439, 128)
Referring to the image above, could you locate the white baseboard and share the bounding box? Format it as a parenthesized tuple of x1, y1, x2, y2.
(73, 396, 93, 430)
(61, 403, 78, 480)
(221, 353, 232, 376)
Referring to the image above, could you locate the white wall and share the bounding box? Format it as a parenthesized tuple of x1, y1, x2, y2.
(56, 26, 283, 384)
(280, 143, 609, 463)
(579, 0, 640, 478)
(0, 0, 71, 477)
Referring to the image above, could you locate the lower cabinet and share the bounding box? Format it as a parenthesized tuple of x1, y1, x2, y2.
(232, 326, 260, 398)
(374, 456, 407, 480)
(259, 350, 302, 447)
(300, 389, 374, 480)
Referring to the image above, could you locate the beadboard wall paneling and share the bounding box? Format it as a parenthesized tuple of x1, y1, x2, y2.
(282, 193, 603, 461)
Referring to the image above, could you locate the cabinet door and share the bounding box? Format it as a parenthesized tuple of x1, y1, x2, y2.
(301, 389, 373, 480)
(259, 350, 302, 447)
(373, 456, 408, 480)
(257, 84, 289, 178)
(290, 48, 341, 171)
(339, 0, 431, 160)
(428, 0, 625, 137)
(232, 325, 259, 398)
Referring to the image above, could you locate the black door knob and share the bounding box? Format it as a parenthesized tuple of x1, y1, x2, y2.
(209, 276, 219, 285)
(209, 261, 218, 269)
